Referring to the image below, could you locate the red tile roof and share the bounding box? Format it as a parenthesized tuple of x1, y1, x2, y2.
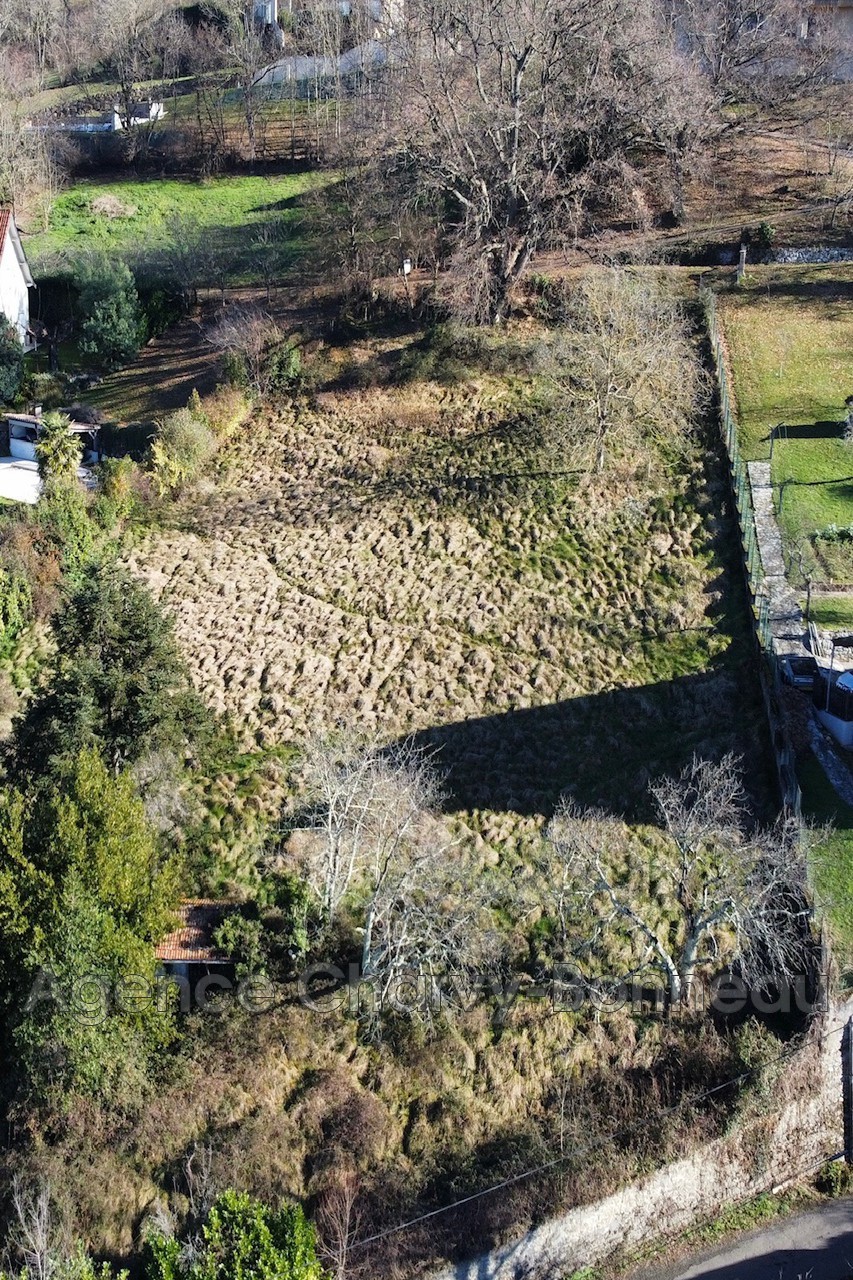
(0, 209, 10, 250)
(155, 898, 236, 964)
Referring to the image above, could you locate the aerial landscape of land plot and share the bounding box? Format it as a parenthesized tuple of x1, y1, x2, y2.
(0, 4, 852, 1280)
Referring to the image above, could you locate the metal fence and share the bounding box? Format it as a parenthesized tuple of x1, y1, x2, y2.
(704, 291, 802, 816)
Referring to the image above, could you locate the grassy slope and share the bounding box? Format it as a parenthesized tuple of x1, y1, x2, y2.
(718, 265, 853, 551)
(127, 326, 772, 886)
(22, 172, 328, 281)
(15, 320, 780, 1268)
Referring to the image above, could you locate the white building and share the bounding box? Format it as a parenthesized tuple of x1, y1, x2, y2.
(0, 210, 34, 351)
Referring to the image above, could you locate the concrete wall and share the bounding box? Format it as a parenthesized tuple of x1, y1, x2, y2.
(0, 226, 30, 348)
(430, 998, 853, 1280)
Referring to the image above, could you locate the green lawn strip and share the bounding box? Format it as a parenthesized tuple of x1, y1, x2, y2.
(806, 595, 853, 630)
(775, 435, 853, 545)
(718, 265, 853, 463)
(719, 265, 853, 567)
(24, 172, 330, 284)
(798, 753, 853, 969)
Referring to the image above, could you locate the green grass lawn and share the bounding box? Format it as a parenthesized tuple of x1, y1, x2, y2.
(23, 172, 331, 285)
(799, 754, 853, 971)
(806, 594, 853, 629)
(719, 265, 853, 569)
(775, 436, 853, 545)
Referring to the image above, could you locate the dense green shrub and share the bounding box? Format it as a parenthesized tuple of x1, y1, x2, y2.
(816, 1159, 853, 1197)
(0, 566, 32, 647)
(150, 406, 217, 495)
(144, 1192, 325, 1280)
(93, 455, 138, 528)
(212, 911, 267, 979)
(10, 564, 211, 778)
(264, 342, 302, 395)
(138, 285, 185, 342)
(21, 371, 66, 410)
(0, 320, 23, 404)
(36, 480, 95, 577)
(76, 258, 144, 370)
(1, 1250, 126, 1280)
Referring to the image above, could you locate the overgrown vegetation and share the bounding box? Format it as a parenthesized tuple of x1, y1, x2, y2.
(0, 0, 847, 1269)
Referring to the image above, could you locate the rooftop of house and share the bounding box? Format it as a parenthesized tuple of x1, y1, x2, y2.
(0, 210, 34, 288)
(155, 899, 236, 964)
(5, 411, 99, 434)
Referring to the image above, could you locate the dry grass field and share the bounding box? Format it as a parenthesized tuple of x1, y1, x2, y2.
(126, 327, 773, 885)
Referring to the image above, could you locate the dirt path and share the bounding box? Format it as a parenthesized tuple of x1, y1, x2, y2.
(91, 307, 219, 427)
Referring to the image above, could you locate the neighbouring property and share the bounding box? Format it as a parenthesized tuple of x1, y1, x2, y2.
(154, 899, 236, 995)
(0, 210, 34, 350)
(5, 409, 101, 465)
(0, 410, 101, 505)
(41, 101, 166, 135)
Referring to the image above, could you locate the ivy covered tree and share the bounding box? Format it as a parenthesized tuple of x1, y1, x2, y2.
(76, 257, 143, 370)
(0, 320, 23, 404)
(0, 750, 179, 1106)
(145, 1192, 326, 1280)
(10, 563, 211, 778)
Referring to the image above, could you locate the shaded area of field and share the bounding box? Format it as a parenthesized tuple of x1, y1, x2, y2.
(409, 668, 772, 824)
(88, 307, 219, 435)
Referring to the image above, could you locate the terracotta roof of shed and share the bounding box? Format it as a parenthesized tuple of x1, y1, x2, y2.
(155, 899, 235, 963)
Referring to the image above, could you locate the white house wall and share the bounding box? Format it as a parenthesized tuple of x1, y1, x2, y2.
(0, 226, 30, 348)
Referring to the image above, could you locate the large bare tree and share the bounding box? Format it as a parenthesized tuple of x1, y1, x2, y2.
(355, 0, 707, 321)
(677, 0, 833, 110)
(541, 755, 814, 1006)
(545, 268, 705, 474)
(298, 735, 498, 1021)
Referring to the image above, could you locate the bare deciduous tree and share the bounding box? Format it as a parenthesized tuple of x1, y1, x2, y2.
(543, 754, 814, 1005)
(299, 734, 498, 1021)
(678, 0, 832, 110)
(539, 269, 705, 474)
(343, 0, 713, 321)
(0, 89, 62, 214)
(9, 1178, 60, 1280)
(207, 304, 283, 394)
(317, 1170, 362, 1280)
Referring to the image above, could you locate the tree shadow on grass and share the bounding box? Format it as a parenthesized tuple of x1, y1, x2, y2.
(746, 275, 853, 318)
(402, 665, 775, 825)
(766, 419, 844, 442)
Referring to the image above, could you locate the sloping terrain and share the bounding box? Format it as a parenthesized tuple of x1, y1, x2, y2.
(127, 336, 772, 865)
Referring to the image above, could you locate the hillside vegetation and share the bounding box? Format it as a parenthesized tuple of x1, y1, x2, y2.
(126, 311, 771, 885)
(0, 298, 789, 1277)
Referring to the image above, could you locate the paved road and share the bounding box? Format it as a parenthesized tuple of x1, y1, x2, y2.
(644, 1198, 853, 1280)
